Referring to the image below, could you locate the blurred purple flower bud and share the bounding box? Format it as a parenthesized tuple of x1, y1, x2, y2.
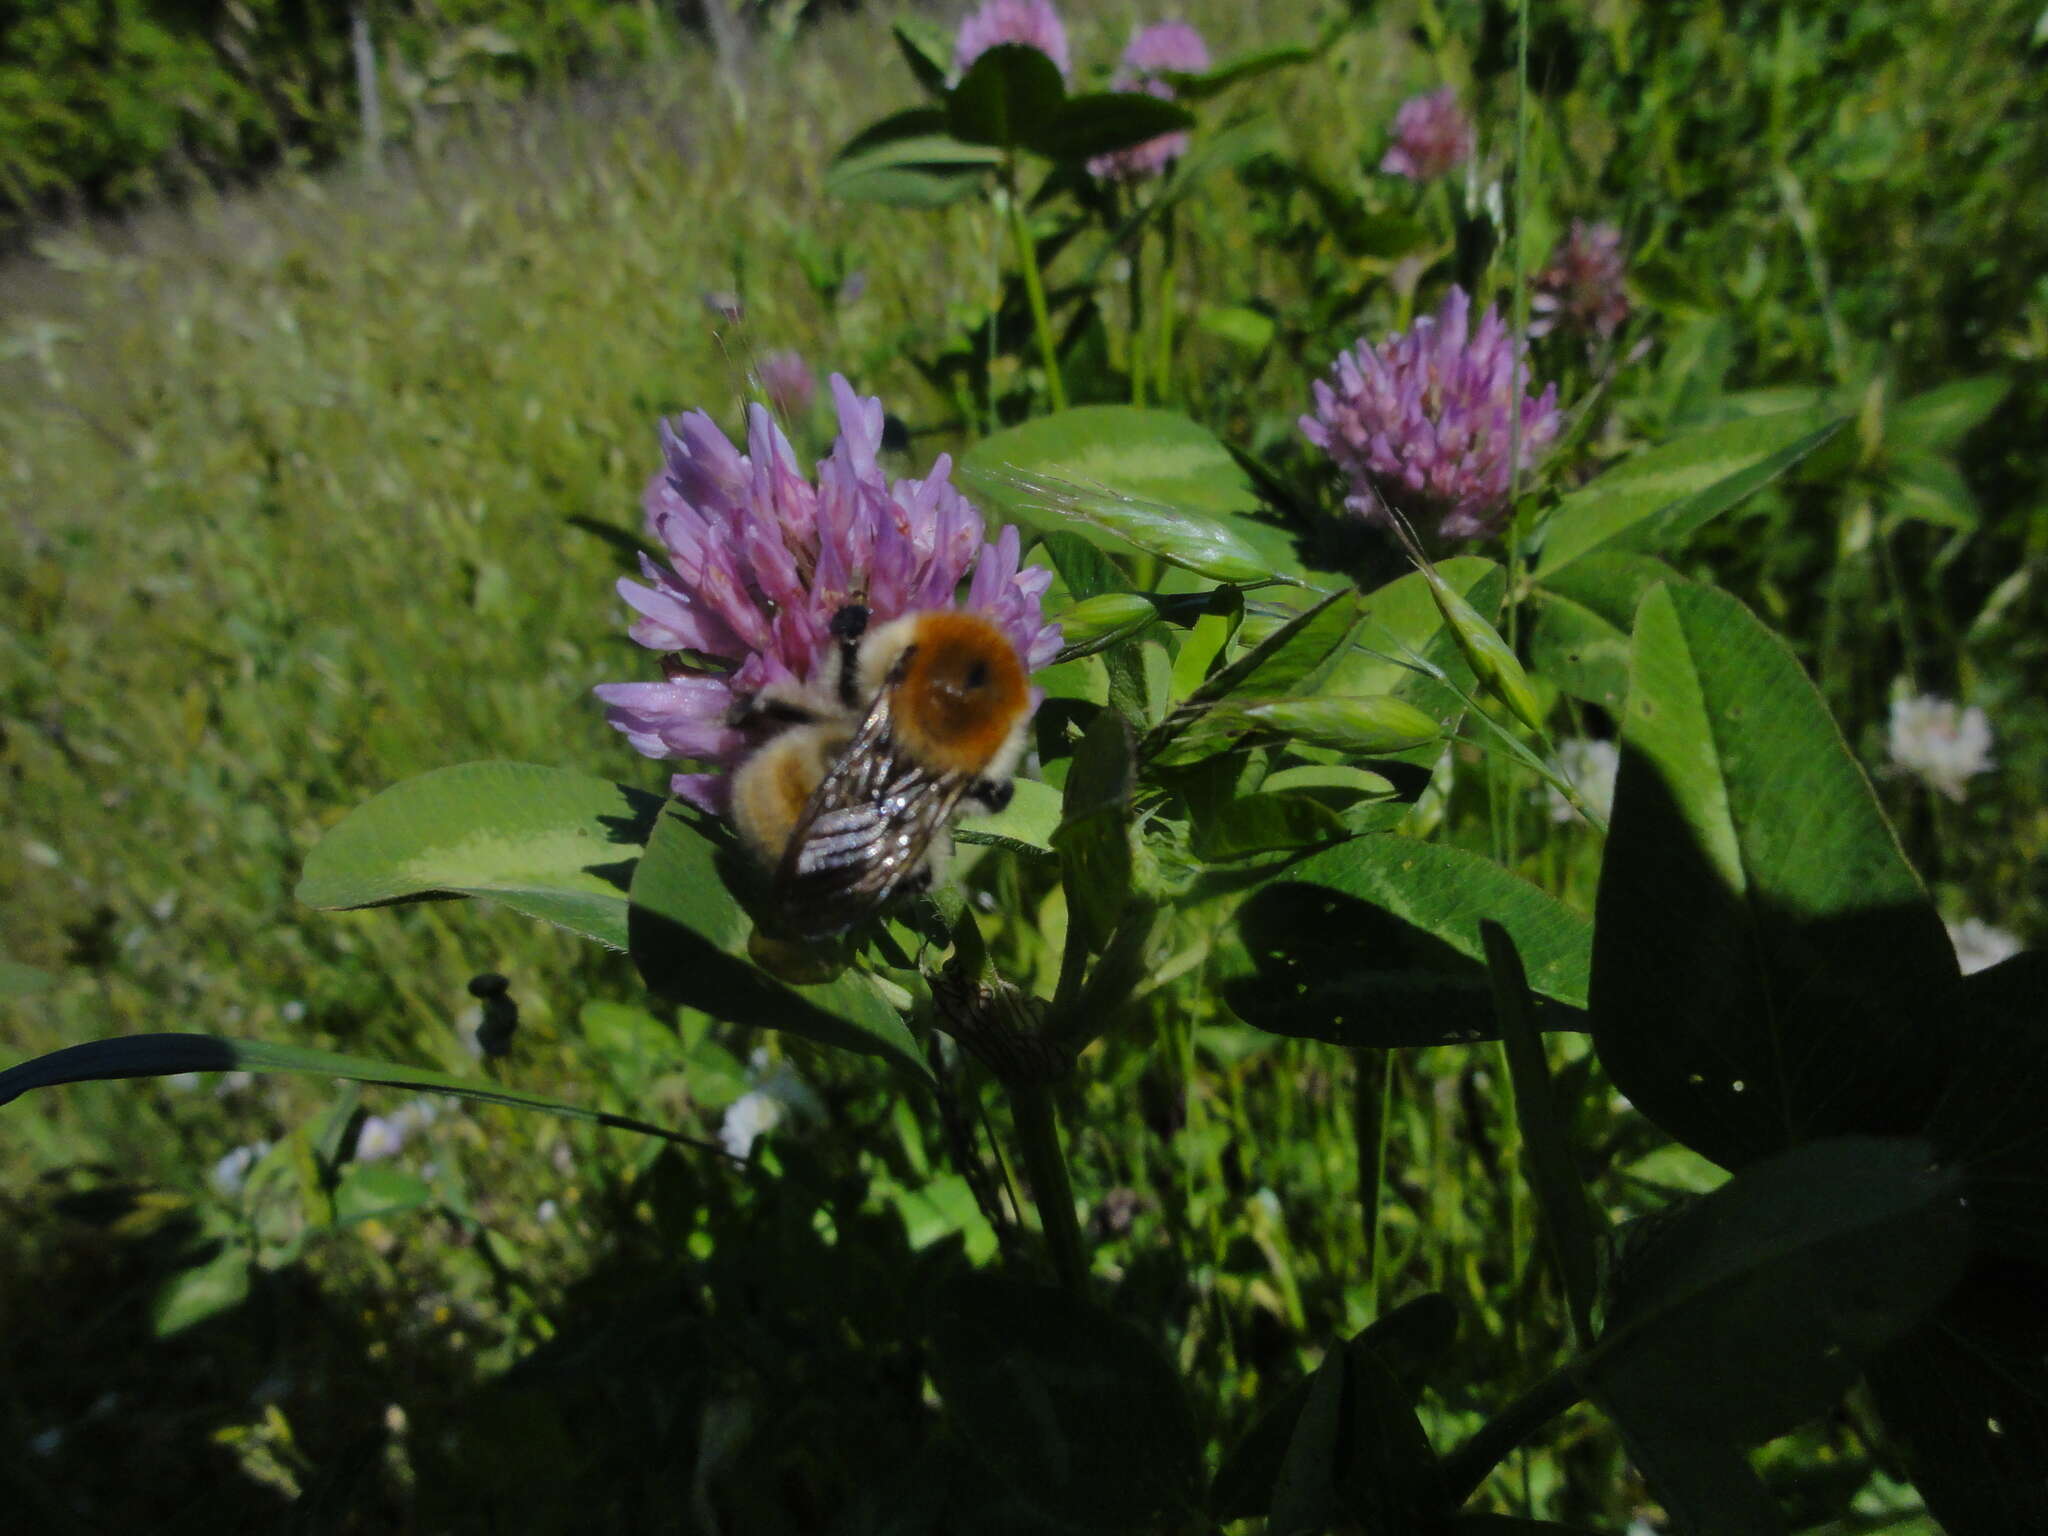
(1301, 285, 1561, 540)
(953, 0, 1071, 80)
(756, 349, 816, 418)
(1530, 221, 1630, 341)
(1088, 21, 1211, 183)
(1379, 88, 1475, 183)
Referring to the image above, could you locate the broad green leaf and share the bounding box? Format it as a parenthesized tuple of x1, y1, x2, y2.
(826, 107, 1002, 207)
(334, 1163, 435, 1225)
(1588, 1136, 1967, 1446)
(1888, 373, 2010, 453)
(1030, 93, 1193, 161)
(626, 804, 928, 1080)
(297, 761, 662, 952)
(955, 776, 1062, 856)
(891, 18, 951, 96)
(1886, 451, 1980, 531)
(1537, 551, 1687, 629)
(1269, 1343, 1445, 1536)
(1595, 1406, 1787, 1536)
(1867, 1256, 2048, 1536)
(1537, 412, 1843, 577)
(947, 44, 1067, 150)
(1530, 552, 1687, 709)
(826, 147, 998, 208)
(1212, 1295, 1456, 1522)
(984, 468, 1271, 582)
(1915, 951, 2048, 1263)
(0, 1032, 727, 1153)
(1483, 922, 1602, 1347)
(152, 1235, 252, 1336)
(1528, 589, 1631, 712)
(1258, 839, 1592, 1005)
(1592, 584, 1956, 1169)
(1188, 789, 1348, 862)
(1223, 844, 1592, 1048)
(960, 406, 1307, 581)
(932, 1274, 1201, 1531)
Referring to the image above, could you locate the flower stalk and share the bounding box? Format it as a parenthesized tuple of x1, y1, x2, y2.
(1005, 174, 1069, 411)
(1007, 1077, 1087, 1291)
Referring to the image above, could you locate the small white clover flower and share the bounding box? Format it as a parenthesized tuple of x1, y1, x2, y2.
(1544, 737, 1620, 824)
(210, 1140, 273, 1197)
(1888, 692, 1994, 802)
(719, 1091, 785, 1160)
(719, 1052, 826, 1159)
(1948, 917, 2022, 976)
(355, 1116, 406, 1162)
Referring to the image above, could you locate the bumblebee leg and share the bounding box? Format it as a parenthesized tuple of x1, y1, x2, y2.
(727, 694, 825, 730)
(966, 777, 1014, 814)
(829, 603, 871, 710)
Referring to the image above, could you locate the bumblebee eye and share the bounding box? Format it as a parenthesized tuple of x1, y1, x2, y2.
(964, 659, 989, 690)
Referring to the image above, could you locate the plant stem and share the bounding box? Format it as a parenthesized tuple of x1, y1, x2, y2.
(1153, 209, 1179, 403)
(1006, 1078, 1087, 1291)
(1353, 1049, 1393, 1316)
(1438, 1365, 1584, 1507)
(1128, 211, 1147, 407)
(1005, 170, 1068, 411)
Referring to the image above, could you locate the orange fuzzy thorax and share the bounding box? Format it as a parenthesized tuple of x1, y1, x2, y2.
(889, 612, 1029, 777)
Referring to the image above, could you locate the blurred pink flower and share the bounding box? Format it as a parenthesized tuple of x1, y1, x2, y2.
(596, 377, 1061, 810)
(1379, 88, 1474, 183)
(953, 0, 1071, 80)
(1089, 22, 1211, 183)
(757, 349, 816, 417)
(1530, 221, 1630, 341)
(1301, 286, 1560, 540)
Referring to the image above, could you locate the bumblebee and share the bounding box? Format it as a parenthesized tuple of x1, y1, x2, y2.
(730, 605, 1031, 941)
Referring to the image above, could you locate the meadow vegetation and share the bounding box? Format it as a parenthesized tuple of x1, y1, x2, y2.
(3, 0, 2046, 1530)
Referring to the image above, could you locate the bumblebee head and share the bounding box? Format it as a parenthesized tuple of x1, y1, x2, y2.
(863, 610, 1030, 776)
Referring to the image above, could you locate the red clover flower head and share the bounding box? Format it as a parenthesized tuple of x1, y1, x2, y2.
(1530, 221, 1630, 341)
(596, 378, 1061, 812)
(1379, 88, 1475, 183)
(1088, 21, 1211, 183)
(1301, 286, 1561, 541)
(953, 0, 1072, 80)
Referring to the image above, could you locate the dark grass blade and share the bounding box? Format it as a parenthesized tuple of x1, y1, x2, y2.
(0, 1033, 734, 1159)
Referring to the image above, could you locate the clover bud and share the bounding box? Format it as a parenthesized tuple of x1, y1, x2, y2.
(1056, 592, 1159, 652)
(1422, 570, 1547, 735)
(1229, 695, 1440, 755)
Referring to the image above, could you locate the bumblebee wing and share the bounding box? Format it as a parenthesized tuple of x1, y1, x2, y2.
(774, 690, 970, 939)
